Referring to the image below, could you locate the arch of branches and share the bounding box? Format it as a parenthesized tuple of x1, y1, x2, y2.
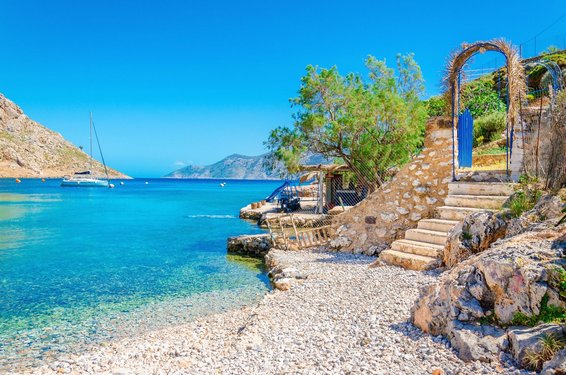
(444, 39, 525, 178)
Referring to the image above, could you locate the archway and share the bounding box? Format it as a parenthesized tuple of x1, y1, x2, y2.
(445, 39, 525, 180)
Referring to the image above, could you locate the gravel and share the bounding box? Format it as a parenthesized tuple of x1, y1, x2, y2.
(29, 250, 525, 375)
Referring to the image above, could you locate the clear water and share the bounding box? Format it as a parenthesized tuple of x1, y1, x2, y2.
(0, 178, 280, 371)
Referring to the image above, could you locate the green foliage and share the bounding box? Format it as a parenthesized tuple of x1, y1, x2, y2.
(424, 95, 447, 117)
(510, 295, 566, 326)
(547, 266, 566, 299)
(473, 112, 506, 147)
(506, 175, 542, 218)
(524, 333, 566, 371)
(475, 146, 507, 155)
(542, 45, 561, 55)
(266, 54, 427, 188)
(461, 231, 473, 240)
(461, 78, 506, 118)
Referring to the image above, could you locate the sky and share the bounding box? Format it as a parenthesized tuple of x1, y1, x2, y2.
(1, 0, 565, 177)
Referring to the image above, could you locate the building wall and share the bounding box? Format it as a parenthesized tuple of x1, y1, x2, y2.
(330, 117, 454, 255)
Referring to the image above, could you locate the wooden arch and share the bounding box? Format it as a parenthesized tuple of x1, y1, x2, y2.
(444, 39, 525, 177)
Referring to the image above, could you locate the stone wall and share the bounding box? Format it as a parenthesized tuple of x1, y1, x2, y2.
(330, 117, 453, 255)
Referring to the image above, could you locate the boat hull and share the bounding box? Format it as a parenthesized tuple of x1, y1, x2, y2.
(61, 179, 109, 187)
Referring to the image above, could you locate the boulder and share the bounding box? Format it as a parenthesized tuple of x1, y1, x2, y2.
(508, 324, 565, 366)
(444, 210, 509, 268)
(541, 348, 566, 375)
(447, 321, 508, 362)
(412, 224, 566, 334)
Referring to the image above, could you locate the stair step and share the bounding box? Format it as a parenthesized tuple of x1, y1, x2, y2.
(418, 219, 460, 232)
(391, 239, 444, 258)
(444, 195, 508, 209)
(448, 182, 514, 196)
(380, 249, 441, 271)
(405, 229, 449, 246)
(437, 206, 483, 220)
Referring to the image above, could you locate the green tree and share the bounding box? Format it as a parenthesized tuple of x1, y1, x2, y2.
(266, 54, 426, 190)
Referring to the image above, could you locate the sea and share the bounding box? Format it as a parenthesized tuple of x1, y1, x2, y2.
(0, 178, 282, 371)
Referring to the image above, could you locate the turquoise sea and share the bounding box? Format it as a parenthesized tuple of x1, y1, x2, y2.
(0, 178, 280, 372)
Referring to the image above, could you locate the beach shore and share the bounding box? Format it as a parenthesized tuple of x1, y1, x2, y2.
(31, 250, 524, 375)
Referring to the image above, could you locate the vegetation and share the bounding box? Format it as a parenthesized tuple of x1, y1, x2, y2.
(506, 175, 542, 218)
(266, 54, 426, 189)
(524, 333, 565, 372)
(460, 78, 506, 119)
(472, 111, 506, 147)
(547, 265, 566, 300)
(510, 295, 566, 327)
(424, 95, 448, 117)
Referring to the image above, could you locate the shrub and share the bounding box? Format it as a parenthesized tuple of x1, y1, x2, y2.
(506, 174, 542, 218)
(473, 111, 506, 147)
(461, 79, 506, 118)
(524, 333, 565, 372)
(424, 95, 447, 117)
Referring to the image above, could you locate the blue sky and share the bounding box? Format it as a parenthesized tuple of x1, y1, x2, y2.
(1, 1, 565, 177)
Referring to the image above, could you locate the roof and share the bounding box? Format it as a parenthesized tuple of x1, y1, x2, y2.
(299, 164, 350, 172)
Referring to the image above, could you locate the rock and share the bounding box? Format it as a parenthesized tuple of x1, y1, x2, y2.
(541, 348, 566, 375)
(227, 234, 272, 256)
(412, 225, 566, 334)
(273, 278, 292, 291)
(446, 321, 508, 362)
(508, 324, 565, 366)
(444, 210, 509, 268)
(329, 235, 352, 249)
(506, 194, 565, 237)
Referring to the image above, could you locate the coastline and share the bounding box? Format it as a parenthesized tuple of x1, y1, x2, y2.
(30, 249, 523, 375)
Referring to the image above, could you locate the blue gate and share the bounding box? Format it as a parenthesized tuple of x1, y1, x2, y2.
(457, 109, 473, 168)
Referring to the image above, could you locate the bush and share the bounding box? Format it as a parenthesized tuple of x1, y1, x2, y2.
(473, 111, 506, 147)
(461, 79, 506, 118)
(424, 95, 447, 117)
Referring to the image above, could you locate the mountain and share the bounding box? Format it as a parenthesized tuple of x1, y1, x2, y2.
(0, 93, 128, 178)
(164, 153, 328, 180)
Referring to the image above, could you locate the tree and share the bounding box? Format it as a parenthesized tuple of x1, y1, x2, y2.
(265, 54, 426, 190)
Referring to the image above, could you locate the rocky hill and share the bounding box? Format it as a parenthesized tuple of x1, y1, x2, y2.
(165, 153, 327, 180)
(0, 93, 128, 178)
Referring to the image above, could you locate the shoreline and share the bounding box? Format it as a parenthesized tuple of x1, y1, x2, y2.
(29, 249, 523, 375)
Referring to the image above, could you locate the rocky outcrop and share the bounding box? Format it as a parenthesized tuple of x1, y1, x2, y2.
(0, 93, 127, 178)
(506, 194, 565, 237)
(331, 117, 453, 255)
(227, 234, 271, 257)
(444, 210, 510, 268)
(412, 222, 566, 364)
(507, 324, 565, 367)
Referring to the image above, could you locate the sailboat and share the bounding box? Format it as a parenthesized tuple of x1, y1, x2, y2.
(61, 113, 111, 188)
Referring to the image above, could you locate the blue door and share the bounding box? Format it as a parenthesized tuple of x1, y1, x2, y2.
(457, 109, 473, 167)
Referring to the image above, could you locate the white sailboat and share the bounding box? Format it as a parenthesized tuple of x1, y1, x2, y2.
(61, 113, 111, 188)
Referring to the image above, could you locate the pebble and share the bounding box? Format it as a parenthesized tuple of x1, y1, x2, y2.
(28, 250, 525, 374)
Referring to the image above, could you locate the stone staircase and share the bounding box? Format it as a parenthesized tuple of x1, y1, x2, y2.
(379, 181, 514, 271)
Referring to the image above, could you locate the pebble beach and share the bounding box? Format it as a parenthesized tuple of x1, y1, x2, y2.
(30, 250, 527, 375)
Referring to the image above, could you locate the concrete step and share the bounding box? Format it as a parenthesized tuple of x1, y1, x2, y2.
(405, 228, 449, 246)
(437, 206, 483, 221)
(418, 218, 460, 232)
(391, 239, 444, 258)
(448, 182, 514, 196)
(380, 249, 442, 271)
(444, 195, 508, 210)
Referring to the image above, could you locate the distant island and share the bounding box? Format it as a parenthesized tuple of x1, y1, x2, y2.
(164, 153, 327, 180)
(0, 93, 128, 179)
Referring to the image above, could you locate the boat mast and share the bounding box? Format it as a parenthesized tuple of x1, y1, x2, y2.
(89, 112, 93, 173)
